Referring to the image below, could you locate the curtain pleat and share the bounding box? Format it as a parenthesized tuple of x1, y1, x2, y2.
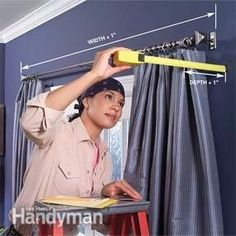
(124, 49, 223, 235)
(12, 77, 44, 204)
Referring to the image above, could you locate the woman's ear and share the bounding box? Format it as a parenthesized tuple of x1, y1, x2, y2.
(82, 98, 89, 109)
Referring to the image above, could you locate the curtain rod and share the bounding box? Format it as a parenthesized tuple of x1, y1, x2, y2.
(21, 31, 216, 81)
(23, 61, 93, 81)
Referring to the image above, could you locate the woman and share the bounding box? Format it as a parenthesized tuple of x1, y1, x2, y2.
(11, 47, 141, 235)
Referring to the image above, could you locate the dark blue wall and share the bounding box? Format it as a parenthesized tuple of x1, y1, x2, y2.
(2, 1, 236, 234)
(0, 43, 5, 224)
(0, 44, 5, 103)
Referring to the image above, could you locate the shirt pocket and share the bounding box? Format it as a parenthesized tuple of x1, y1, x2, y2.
(54, 160, 81, 195)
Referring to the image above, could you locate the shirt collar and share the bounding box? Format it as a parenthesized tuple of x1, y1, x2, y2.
(71, 117, 108, 155)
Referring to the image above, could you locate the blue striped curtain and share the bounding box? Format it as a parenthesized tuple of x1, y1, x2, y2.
(12, 77, 44, 204)
(124, 49, 223, 235)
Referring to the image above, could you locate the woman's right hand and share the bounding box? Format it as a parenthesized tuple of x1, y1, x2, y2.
(90, 47, 132, 81)
(45, 47, 132, 111)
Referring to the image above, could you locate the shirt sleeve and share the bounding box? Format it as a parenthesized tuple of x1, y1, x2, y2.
(20, 92, 64, 148)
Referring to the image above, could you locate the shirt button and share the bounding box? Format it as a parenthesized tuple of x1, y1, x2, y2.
(67, 171, 71, 176)
(87, 170, 90, 174)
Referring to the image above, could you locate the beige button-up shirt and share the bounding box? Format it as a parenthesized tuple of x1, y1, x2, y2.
(12, 92, 112, 233)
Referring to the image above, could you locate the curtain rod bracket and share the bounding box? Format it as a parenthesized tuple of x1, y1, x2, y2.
(194, 31, 217, 50)
(209, 32, 216, 50)
(20, 62, 27, 81)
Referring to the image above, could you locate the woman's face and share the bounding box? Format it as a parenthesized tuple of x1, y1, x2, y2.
(85, 90, 125, 129)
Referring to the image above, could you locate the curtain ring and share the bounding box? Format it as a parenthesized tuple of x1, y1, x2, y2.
(150, 46, 156, 55)
(143, 47, 149, 55)
(169, 41, 175, 51)
(161, 43, 169, 54)
(182, 37, 193, 48)
(155, 45, 161, 54)
(161, 44, 166, 53)
(153, 45, 159, 55)
(146, 47, 152, 55)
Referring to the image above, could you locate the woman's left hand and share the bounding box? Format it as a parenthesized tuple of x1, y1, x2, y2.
(101, 180, 142, 200)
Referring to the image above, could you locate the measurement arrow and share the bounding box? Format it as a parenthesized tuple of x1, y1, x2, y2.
(215, 4, 217, 30)
(22, 12, 215, 70)
(186, 70, 224, 78)
(22, 65, 29, 70)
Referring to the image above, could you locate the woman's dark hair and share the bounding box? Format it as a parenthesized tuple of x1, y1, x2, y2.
(68, 98, 85, 122)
